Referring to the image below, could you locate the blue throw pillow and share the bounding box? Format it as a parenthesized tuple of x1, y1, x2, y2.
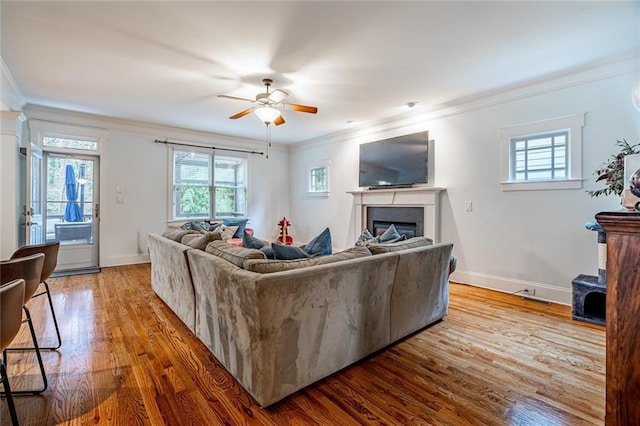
(271, 243, 309, 260)
(355, 228, 376, 247)
(382, 234, 407, 244)
(243, 232, 267, 249)
(378, 224, 402, 242)
(304, 227, 332, 257)
(260, 245, 275, 259)
(223, 218, 248, 238)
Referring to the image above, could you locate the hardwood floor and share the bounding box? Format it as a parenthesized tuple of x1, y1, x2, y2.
(1, 264, 605, 425)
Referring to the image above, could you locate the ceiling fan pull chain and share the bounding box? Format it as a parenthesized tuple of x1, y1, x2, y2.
(266, 125, 271, 159)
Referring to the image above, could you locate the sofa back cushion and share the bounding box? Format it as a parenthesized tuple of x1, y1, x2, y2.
(181, 231, 223, 250)
(162, 227, 199, 242)
(205, 240, 266, 268)
(366, 236, 433, 254)
(243, 246, 371, 273)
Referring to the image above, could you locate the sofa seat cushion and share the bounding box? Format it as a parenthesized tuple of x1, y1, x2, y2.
(181, 231, 223, 250)
(162, 227, 199, 242)
(205, 240, 266, 268)
(243, 246, 371, 273)
(366, 236, 434, 254)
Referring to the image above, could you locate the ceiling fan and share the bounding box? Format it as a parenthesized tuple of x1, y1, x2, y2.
(218, 78, 318, 126)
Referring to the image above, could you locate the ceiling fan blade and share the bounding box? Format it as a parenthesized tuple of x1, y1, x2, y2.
(287, 103, 318, 114)
(218, 94, 255, 103)
(274, 115, 285, 126)
(229, 108, 253, 119)
(268, 89, 288, 104)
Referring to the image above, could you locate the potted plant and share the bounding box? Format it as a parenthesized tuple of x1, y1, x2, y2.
(587, 139, 640, 198)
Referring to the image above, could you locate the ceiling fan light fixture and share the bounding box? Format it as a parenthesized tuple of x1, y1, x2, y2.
(255, 106, 280, 125)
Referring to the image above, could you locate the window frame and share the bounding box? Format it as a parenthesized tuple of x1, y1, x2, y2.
(500, 114, 584, 191)
(169, 147, 248, 222)
(307, 159, 330, 196)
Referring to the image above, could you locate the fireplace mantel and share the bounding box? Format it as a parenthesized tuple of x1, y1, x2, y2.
(348, 186, 446, 243)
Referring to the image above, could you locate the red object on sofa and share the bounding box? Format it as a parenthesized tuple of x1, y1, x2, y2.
(277, 217, 293, 245)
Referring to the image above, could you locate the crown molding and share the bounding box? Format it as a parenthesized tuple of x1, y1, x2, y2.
(22, 104, 285, 153)
(292, 50, 640, 152)
(0, 111, 27, 136)
(0, 56, 26, 111)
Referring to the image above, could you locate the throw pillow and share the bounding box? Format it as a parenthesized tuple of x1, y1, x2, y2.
(355, 228, 376, 246)
(181, 221, 220, 233)
(223, 218, 248, 238)
(383, 234, 407, 244)
(218, 225, 239, 240)
(303, 227, 332, 257)
(181, 232, 223, 250)
(366, 236, 434, 254)
(378, 224, 402, 242)
(161, 227, 198, 242)
(260, 245, 275, 259)
(271, 243, 309, 260)
(243, 232, 267, 249)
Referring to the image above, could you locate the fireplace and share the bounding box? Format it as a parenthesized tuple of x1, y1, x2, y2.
(367, 206, 424, 238)
(349, 186, 445, 243)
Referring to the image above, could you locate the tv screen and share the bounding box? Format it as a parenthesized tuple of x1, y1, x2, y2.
(359, 131, 428, 188)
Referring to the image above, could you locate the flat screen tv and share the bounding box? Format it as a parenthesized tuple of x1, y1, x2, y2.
(359, 131, 428, 189)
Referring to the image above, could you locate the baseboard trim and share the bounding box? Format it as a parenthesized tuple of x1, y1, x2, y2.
(103, 254, 150, 267)
(450, 270, 572, 306)
(52, 267, 101, 277)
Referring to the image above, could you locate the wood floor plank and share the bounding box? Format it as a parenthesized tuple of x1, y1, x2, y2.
(0, 265, 605, 425)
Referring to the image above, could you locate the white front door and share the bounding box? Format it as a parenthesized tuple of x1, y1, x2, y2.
(44, 153, 100, 271)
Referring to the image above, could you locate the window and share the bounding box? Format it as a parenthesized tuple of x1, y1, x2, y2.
(213, 155, 247, 218)
(43, 136, 98, 151)
(510, 131, 567, 181)
(308, 160, 330, 195)
(500, 114, 584, 191)
(172, 149, 247, 220)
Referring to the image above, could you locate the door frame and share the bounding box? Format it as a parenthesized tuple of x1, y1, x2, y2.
(28, 120, 107, 272)
(43, 152, 100, 271)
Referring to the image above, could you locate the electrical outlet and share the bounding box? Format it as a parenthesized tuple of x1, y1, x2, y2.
(524, 288, 536, 296)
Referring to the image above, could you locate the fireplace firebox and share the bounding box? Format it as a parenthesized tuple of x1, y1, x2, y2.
(367, 207, 423, 238)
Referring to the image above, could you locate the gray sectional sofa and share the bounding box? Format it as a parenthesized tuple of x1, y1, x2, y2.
(147, 231, 454, 407)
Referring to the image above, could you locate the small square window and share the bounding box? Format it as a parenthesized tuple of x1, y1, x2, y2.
(510, 131, 568, 182)
(500, 114, 584, 191)
(308, 161, 330, 195)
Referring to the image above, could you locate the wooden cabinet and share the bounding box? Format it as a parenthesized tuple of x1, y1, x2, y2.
(595, 211, 640, 426)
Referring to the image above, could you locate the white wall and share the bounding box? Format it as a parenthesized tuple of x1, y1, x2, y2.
(290, 71, 640, 305)
(4, 106, 290, 267)
(0, 112, 24, 259)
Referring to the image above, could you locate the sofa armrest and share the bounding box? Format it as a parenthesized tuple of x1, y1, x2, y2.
(389, 243, 453, 341)
(148, 233, 197, 332)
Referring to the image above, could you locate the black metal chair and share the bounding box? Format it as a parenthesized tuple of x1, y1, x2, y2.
(0, 279, 26, 425)
(10, 241, 62, 350)
(0, 253, 48, 395)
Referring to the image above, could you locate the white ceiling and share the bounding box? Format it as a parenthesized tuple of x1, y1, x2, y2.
(2, 1, 639, 144)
